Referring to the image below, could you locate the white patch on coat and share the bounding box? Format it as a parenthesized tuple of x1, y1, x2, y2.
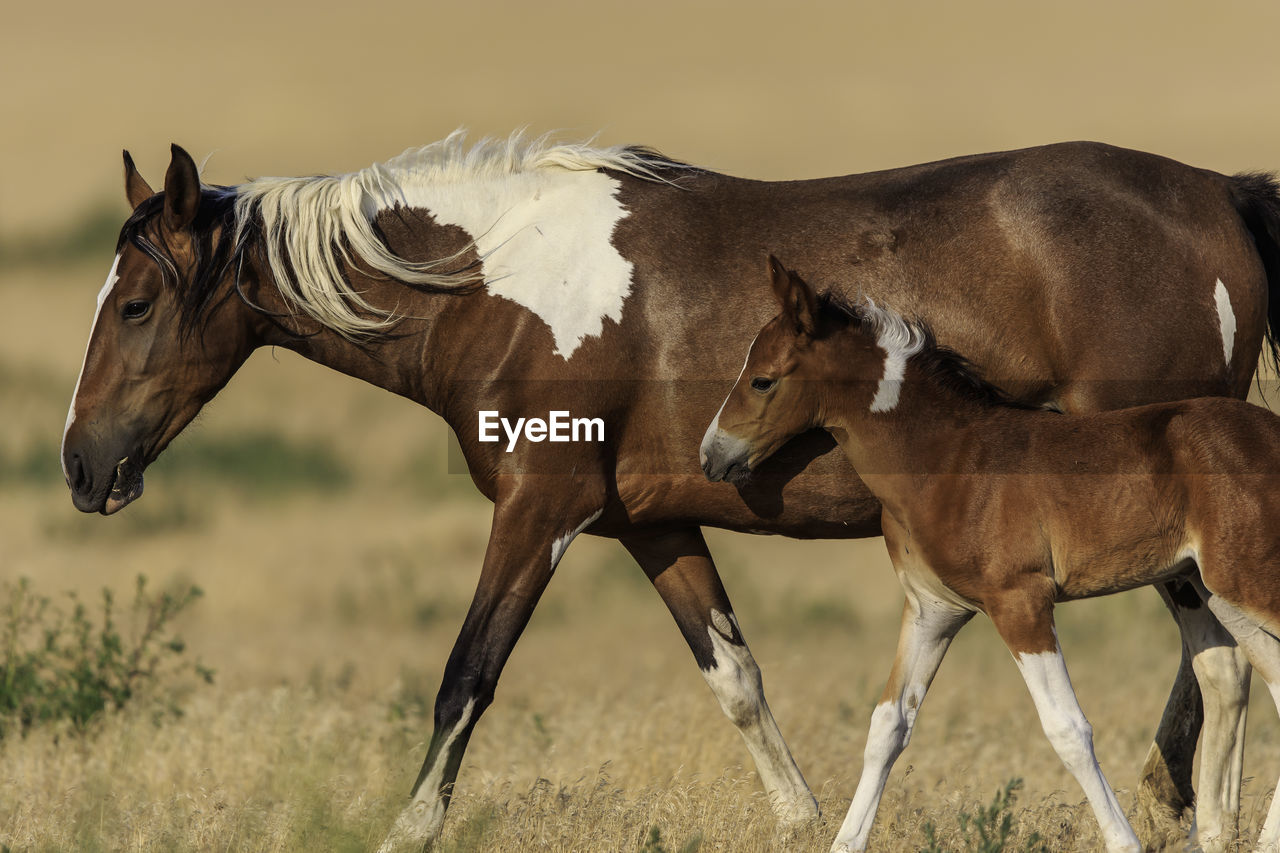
(862, 299, 926, 413)
(550, 509, 603, 569)
(1214, 278, 1236, 369)
(61, 253, 122, 478)
(235, 132, 685, 354)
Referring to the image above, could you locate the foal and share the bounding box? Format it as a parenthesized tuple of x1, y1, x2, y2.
(702, 257, 1280, 853)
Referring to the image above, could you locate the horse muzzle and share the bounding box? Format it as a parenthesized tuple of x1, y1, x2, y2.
(64, 448, 146, 515)
(700, 427, 753, 484)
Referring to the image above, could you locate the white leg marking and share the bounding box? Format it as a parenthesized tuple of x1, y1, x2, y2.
(549, 508, 602, 570)
(61, 253, 122, 479)
(832, 593, 970, 853)
(377, 699, 477, 853)
(1178, 598, 1249, 852)
(1201, 593, 1280, 851)
(1214, 278, 1236, 369)
(701, 612, 818, 824)
(1014, 648, 1139, 852)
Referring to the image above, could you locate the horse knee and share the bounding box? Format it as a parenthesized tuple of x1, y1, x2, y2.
(700, 638, 765, 728)
(1193, 643, 1250, 712)
(1041, 713, 1096, 774)
(863, 701, 910, 767)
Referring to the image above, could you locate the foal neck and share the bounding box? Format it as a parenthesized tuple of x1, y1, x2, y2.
(823, 338, 1023, 482)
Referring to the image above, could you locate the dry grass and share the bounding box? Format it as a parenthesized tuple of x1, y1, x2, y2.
(8, 2, 1280, 849)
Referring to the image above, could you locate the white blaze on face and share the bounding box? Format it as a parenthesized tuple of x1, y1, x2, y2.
(700, 332, 760, 466)
(389, 169, 632, 359)
(1214, 278, 1236, 369)
(61, 253, 122, 479)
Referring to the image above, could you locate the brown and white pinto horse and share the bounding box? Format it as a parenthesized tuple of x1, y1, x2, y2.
(702, 258, 1280, 852)
(62, 134, 1280, 850)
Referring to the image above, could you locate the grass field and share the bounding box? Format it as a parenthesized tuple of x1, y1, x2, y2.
(7, 1, 1280, 850)
(6, 261, 1280, 852)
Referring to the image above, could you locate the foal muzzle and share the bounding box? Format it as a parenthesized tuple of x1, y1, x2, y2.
(700, 427, 753, 484)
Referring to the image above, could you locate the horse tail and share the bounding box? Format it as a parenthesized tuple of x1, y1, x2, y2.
(1230, 171, 1280, 374)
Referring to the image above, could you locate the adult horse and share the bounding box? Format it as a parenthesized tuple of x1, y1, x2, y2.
(61, 133, 1280, 850)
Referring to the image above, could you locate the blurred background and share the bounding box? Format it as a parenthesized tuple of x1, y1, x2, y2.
(4, 1, 1280, 850)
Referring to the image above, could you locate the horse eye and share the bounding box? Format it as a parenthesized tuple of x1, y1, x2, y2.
(750, 376, 775, 393)
(122, 300, 151, 321)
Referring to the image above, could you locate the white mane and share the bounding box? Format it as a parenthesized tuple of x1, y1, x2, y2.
(232, 130, 687, 340)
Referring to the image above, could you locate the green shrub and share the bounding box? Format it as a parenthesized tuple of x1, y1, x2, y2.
(0, 574, 213, 738)
(920, 779, 1049, 853)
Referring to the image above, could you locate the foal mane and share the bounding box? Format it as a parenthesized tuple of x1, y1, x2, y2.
(819, 292, 1035, 410)
(230, 130, 693, 341)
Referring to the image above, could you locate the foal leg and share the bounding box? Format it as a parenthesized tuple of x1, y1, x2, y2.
(378, 481, 605, 852)
(622, 528, 819, 825)
(1198, 590, 1280, 852)
(1152, 580, 1249, 852)
(830, 591, 973, 853)
(987, 592, 1140, 853)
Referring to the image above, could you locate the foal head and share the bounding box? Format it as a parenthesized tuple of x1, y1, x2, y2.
(61, 146, 260, 514)
(700, 257, 912, 483)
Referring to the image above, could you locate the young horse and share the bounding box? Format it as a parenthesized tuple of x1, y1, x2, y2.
(62, 135, 1280, 850)
(702, 257, 1280, 853)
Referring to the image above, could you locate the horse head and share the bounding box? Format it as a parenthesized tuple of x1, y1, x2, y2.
(61, 146, 259, 514)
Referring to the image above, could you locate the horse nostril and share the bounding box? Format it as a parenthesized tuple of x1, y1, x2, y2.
(67, 452, 88, 493)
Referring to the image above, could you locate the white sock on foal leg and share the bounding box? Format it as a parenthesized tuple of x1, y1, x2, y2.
(1014, 648, 1140, 853)
(830, 597, 971, 853)
(1203, 594, 1280, 852)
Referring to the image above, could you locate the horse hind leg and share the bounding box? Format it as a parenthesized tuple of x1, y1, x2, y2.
(1198, 590, 1280, 852)
(621, 529, 819, 827)
(987, 588, 1140, 853)
(1153, 580, 1249, 853)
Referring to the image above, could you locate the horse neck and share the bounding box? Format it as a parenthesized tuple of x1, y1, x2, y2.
(243, 250, 459, 415)
(822, 355, 1000, 487)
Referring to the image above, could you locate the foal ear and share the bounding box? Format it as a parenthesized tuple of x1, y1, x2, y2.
(767, 255, 818, 336)
(162, 144, 201, 232)
(123, 151, 154, 209)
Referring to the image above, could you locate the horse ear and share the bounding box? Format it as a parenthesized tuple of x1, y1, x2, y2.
(123, 151, 154, 209)
(768, 255, 817, 336)
(162, 144, 201, 232)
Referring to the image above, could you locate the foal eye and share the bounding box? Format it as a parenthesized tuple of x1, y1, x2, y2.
(122, 300, 152, 321)
(750, 376, 775, 393)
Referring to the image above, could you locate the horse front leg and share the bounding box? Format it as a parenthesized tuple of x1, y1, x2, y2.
(830, 590, 973, 853)
(378, 481, 604, 852)
(621, 528, 819, 827)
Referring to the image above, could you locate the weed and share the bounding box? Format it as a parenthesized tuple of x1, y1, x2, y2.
(919, 779, 1049, 853)
(640, 825, 702, 853)
(0, 574, 213, 738)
